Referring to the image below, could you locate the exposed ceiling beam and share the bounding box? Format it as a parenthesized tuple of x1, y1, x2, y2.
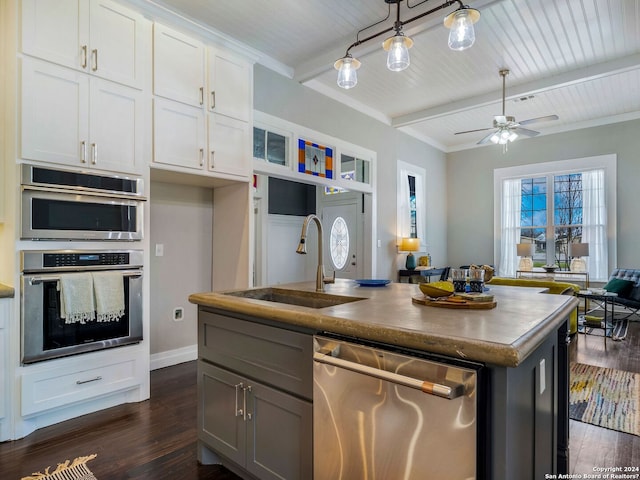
(392, 53, 640, 127)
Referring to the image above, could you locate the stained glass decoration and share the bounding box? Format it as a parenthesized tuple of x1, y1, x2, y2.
(298, 139, 333, 178)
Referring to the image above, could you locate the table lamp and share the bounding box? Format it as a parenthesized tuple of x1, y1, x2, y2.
(517, 243, 534, 271)
(569, 243, 589, 272)
(401, 237, 420, 270)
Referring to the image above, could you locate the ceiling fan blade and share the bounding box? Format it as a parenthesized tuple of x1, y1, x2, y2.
(513, 127, 540, 137)
(454, 127, 493, 135)
(477, 131, 497, 145)
(518, 114, 559, 126)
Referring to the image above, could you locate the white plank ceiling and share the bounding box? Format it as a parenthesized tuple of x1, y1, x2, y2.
(151, 0, 640, 152)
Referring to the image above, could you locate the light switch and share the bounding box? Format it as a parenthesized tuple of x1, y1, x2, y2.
(155, 244, 164, 256)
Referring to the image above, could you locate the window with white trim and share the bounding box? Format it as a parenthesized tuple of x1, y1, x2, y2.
(494, 155, 616, 282)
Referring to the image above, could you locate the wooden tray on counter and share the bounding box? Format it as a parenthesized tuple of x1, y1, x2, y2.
(412, 294, 497, 309)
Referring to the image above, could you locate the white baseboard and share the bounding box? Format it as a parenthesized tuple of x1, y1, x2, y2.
(150, 344, 197, 371)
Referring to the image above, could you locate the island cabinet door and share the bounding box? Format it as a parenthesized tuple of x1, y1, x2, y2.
(246, 382, 313, 480)
(198, 361, 245, 466)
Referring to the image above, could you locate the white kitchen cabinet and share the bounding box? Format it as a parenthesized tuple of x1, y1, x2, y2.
(21, 0, 149, 89)
(208, 114, 250, 178)
(153, 23, 205, 108)
(152, 26, 252, 180)
(21, 57, 145, 175)
(21, 351, 142, 416)
(153, 97, 207, 170)
(207, 49, 251, 122)
(0, 298, 9, 441)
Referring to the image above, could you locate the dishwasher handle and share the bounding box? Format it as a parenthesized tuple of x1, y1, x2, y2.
(314, 352, 462, 400)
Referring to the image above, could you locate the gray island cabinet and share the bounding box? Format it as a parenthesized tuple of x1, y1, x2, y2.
(189, 280, 577, 480)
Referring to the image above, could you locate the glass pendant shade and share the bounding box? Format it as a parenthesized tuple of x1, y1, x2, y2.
(383, 34, 412, 72)
(445, 8, 480, 51)
(334, 56, 361, 89)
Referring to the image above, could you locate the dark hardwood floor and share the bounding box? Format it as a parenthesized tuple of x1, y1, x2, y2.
(569, 319, 640, 474)
(1, 321, 639, 479)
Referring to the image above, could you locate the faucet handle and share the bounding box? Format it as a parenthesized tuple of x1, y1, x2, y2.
(323, 270, 336, 284)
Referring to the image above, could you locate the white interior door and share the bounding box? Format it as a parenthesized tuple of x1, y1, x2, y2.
(323, 202, 361, 279)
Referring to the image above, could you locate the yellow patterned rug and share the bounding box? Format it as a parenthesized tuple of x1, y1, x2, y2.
(570, 363, 640, 436)
(21, 454, 97, 480)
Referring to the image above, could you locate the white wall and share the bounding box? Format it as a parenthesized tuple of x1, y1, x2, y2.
(149, 182, 213, 365)
(253, 65, 448, 280)
(446, 118, 640, 273)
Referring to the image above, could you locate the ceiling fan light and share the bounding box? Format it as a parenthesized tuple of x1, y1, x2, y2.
(334, 56, 361, 89)
(490, 132, 500, 144)
(444, 8, 480, 51)
(383, 34, 413, 72)
(508, 131, 518, 142)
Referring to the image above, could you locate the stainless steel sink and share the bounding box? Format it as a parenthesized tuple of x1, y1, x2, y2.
(225, 287, 366, 309)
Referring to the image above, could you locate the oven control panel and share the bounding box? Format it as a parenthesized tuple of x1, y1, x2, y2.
(21, 250, 143, 272)
(43, 252, 129, 268)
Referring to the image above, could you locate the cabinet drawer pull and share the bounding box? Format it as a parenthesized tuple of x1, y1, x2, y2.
(92, 49, 98, 71)
(76, 376, 102, 385)
(80, 141, 87, 163)
(91, 143, 97, 164)
(210, 151, 215, 168)
(81, 45, 88, 69)
(199, 87, 204, 105)
(199, 148, 204, 167)
(210, 91, 215, 110)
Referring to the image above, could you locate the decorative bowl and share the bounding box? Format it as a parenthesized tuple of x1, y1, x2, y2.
(543, 265, 558, 273)
(419, 281, 454, 298)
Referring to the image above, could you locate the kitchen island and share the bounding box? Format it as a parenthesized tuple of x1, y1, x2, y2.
(189, 280, 577, 480)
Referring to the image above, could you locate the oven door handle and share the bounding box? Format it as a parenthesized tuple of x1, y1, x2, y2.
(28, 270, 142, 285)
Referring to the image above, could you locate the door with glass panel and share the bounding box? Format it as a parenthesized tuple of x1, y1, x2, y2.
(322, 202, 361, 279)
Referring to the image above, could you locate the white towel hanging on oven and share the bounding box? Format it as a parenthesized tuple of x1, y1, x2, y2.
(92, 271, 125, 322)
(59, 272, 96, 325)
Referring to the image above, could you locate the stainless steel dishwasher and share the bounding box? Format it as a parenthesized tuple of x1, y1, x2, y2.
(313, 335, 481, 480)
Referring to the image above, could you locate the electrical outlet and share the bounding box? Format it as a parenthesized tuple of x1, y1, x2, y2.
(173, 307, 184, 321)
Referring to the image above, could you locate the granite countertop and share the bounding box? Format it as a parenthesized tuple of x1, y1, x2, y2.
(0, 283, 14, 298)
(189, 279, 578, 368)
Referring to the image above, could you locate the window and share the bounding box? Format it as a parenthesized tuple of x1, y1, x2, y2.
(397, 161, 425, 243)
(253, 126, 289, 166)
(494, 155, 616, 281)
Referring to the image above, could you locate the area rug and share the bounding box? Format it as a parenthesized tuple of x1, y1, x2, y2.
(21, 454, 97, 480)
(569, 363, 640, 436)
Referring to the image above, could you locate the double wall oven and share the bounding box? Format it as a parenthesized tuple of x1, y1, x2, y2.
(20, 164, 146, 364)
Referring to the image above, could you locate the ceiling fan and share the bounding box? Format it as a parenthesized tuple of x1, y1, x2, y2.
(454, 69, 559, 146)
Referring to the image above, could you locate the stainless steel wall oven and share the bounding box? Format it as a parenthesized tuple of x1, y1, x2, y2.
(21, 250, 143, 364)
(21, 164, 145, 241)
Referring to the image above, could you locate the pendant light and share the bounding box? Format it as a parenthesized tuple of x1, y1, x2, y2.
(334, 55, 361, 89)
(334, 1, 481, 89)
(444, 7, 480, 51)
(382, 33, 413, 72)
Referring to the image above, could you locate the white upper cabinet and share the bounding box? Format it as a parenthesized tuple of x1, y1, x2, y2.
(207, 49, 251, 122)
(21, 0, 149, 89)
(153, 97, 207, 170)
(153, 23, 205, 108)
(208, 114, 250, 177)
(21, 57, 145, 174)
